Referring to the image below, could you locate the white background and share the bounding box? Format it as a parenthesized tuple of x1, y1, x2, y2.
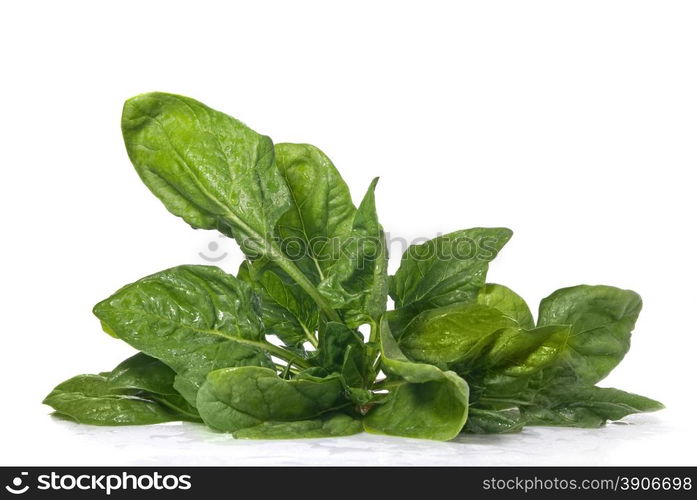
(1, 0, 695, 465)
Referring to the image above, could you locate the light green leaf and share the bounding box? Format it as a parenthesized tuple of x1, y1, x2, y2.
(400, 303, 518, 368)
(122, 92, 291, 253)
(477, 283, 534, 329)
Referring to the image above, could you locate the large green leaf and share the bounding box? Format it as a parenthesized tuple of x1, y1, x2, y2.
(318, 178, 388, 326)
(274, 143, 356, 279)
(93, 265, 278, 405)
(363, 318, 469, 441)
(43, 374, 193, 426)
(121, 92, 291, 253)
(388, 228, 513, 334)
(477, 283, 535, 329)
(122, 93, 339, 322)
(537, 285, 642, 386)
(196, 366, 347, 434)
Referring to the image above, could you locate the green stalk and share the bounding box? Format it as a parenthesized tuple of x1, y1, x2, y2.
(266, 243, 342, 323)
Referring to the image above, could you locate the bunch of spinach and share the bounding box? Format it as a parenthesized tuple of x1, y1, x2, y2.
(44, 92, 663, 440)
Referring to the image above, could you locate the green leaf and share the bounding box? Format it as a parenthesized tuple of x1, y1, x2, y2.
(483, 324, 570, 376)
(477, 283, 534, 329)
(318, 178, 388, 326)
(399, 303, 518, 368)
(537, 285, 642, 386)
(238, 259, 318, 348)
(317, 322, 364, 373)
(121, 92, 291, 253)
(93, 265, 278, 405)
(43, 374, 190, 426)
(107, 353, 179, 396)
(274, 143, 356, 280)
(106, 353, 200, 420)
(463, 407, 525, 434)
(389, 228, 513, 330)
(387, 229, 513, 337)
(122, 93, 340, 322)
(522, 386, 664, 428)
(196, 366, 347, 433)
(233, 412, 362, 439)
(363, 318, 469, 441)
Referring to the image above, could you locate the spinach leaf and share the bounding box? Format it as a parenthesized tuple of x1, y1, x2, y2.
(233, 412, 363, 439)
(536, 285, 642, 386)
(363, 318, 469, 441)
(122, 92, 289, 251)
(274, 143, 356, 280)
(45, 92, 664, 440)
(43, 374, 196, 426)
(477, 283, 535, 330)
(107, 353, 200, 420)
(122, 92, 339, 321)
(238, 259, 319, 348)
(463, 407, 525, 434)
(318, 178, 388, 327)
(388, 228, 512, 334)
(399, 303, 518, 368)
(521, 386, 664, 428)
(196, 366, 348, 434)
(93, 265, 293, 405)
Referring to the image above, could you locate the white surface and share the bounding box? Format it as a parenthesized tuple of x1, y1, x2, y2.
(5, 413, 692, 466)
(1, 0, 696, 466)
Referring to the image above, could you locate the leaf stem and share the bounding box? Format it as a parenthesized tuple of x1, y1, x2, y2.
(266, 243, 342, 322)
(300, 323, 319, 348)
(262, 341, 310, 369)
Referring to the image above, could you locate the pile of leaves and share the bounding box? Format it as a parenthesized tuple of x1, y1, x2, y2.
(44, 93, 663, 440)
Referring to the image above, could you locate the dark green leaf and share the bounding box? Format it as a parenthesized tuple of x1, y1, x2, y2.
(43, 374, 191, 426)
(537, 285, 642, 386)
(463, 407, 525, 434)
(233, 411, 362, 439)
(363, 318, 469, 441)
(93, 265, 276, 405)
(389, 228, 513, 329)
(238, 259, 318, 348)
(196, 366, 347, 433)
(274, 143, 356, 280)
(318, 178, 388, 326)
(522, 386, 663, 428)
(106, 353, 201, 420)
